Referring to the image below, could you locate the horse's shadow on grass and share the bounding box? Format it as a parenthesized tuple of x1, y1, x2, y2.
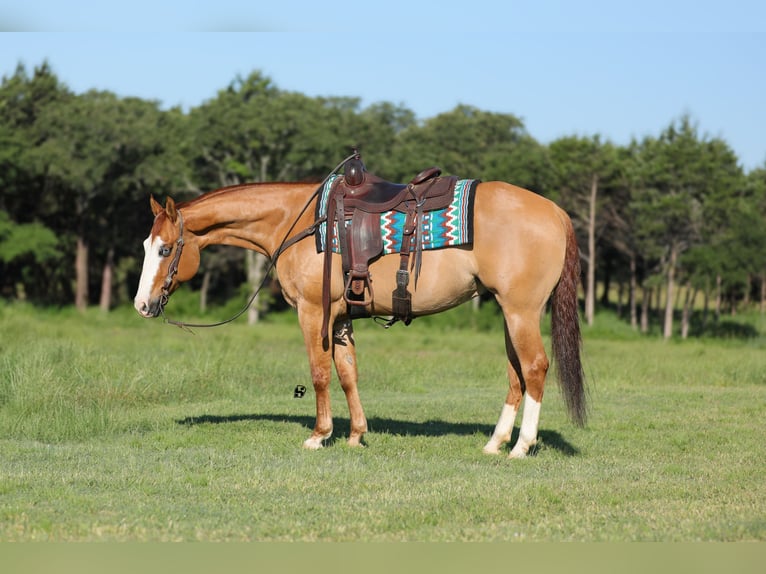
(176, 413, 579, 457)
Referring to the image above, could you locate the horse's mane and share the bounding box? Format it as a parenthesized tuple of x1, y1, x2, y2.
(177, 181, 316, 209)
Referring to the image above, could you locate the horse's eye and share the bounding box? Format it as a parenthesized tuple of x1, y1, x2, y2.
(159, 244, 172, 257)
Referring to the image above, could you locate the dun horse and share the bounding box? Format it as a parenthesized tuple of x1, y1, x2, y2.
(134, 160, 586, 458)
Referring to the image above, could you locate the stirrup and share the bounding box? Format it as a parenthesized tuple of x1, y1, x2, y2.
(344, 272, 373, 307)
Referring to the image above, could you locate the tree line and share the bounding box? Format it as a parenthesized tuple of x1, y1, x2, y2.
(1, 61, 764, 338)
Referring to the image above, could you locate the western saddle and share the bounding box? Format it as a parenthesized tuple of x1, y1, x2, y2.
(320, 151, 458, 339)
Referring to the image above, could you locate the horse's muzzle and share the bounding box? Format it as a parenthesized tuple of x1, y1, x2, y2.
(134, 298, 162, 318)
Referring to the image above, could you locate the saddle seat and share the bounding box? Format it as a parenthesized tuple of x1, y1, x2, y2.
(341, 163, 447, 213)
(320, 153, 458, 338)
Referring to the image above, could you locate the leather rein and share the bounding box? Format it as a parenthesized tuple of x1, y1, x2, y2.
(158, 152, 358, 331)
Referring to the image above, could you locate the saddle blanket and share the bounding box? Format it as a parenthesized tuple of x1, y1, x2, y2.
(315, 174, 478, 255)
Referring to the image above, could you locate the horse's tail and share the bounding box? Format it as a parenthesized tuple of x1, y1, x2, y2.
(550, 215, 587, 426)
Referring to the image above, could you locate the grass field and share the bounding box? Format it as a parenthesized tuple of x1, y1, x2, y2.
(0, 301, 764, 541)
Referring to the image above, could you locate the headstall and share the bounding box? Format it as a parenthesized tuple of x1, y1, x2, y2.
(159, 211, 185, 310)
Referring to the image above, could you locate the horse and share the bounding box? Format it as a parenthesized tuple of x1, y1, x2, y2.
(133, 169, 586, 459)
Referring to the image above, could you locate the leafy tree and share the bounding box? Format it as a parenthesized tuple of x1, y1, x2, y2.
(603, 142, 645, 329)
(483, 134, 553, 196)
(0, 61, 69, 217)
(188, 71, 370, 187)
(0, 62, 72, 302)
(2, 59, 764, 333)
(0, 210, 58, 262)
(697, 163, 766, 318)
(187, 72, 358, 321)
(747, 168, 766, 313)
(0, 122, 26, 206)
(354, 101, 417, 175)
(0, 210, 60, 300)
(27, 89, 183, 310)
(549, 135, 619, 326)
(95, 99, 189, 310)
(632, 116, 743, 338)
(389, 105, 527, 180)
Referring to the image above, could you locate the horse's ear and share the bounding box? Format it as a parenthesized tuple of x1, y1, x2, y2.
(165, 196, 178, 223)
(150, 195, 163, 216)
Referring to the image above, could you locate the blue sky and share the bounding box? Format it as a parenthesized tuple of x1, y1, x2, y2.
(1, 1, 764, 170)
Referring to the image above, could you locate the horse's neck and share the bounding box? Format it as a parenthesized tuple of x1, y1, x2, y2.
(182, 183, 317, 256)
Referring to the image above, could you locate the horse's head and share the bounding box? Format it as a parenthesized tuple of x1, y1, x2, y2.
(134, 195, 200, 318)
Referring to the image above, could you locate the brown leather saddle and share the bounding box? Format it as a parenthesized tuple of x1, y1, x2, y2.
(320, 152, 458, 339)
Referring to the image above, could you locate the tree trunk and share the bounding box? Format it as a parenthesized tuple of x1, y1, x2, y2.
(585, 173, 598, 326)
(260, 156, 270, 184)
(628, 253, 638, 331)
(761, 272, 765, 315)
(75, 236, 89, 312)
(743, 274, 752, 307)
(246, 250, 266, 325)
(681, 283, 696, 339)
(640, 286, 651, 334)
(674, 280, 683, 309)
(629, 255, 638, 330)
(99, 247, 114, 312)
(655, 281, 662, 319)
(663, 244, 678, 339)
(715, 274, 722, 322)
(616, 280, 624, 318)
(200, 269, 211, 313)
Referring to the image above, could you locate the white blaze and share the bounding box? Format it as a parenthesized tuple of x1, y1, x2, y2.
(134, 234, 164, 315)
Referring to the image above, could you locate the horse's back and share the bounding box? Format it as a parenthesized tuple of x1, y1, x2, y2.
(474, 181, 570, 243)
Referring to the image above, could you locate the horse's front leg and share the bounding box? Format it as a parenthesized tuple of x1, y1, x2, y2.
(332, 318, 367, 446)
(298, 307, 335, 450)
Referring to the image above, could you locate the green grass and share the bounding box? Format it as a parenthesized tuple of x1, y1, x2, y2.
(0, 302, 764, 541)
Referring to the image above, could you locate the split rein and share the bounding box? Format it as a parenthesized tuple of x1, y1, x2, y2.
(158, 152, 359, 332)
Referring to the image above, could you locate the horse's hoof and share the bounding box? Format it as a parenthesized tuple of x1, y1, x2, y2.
(482, 439, 503, 455)
(303, 430, 332, 450)
(508, 438, 537, 458)
(508, 440, 536, 459)
(302, 437, 325, 450)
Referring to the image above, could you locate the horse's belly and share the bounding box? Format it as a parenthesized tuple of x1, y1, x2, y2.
(367, 248, 479, 316)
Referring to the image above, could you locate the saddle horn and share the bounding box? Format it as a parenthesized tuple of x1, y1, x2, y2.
(344, 151, 366, 187)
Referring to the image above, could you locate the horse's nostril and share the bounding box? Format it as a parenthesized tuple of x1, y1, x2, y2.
(135, 300, 151, 316)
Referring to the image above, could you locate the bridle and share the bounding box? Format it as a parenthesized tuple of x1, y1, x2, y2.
(156, 151, 358, 331)
(158, 210, 185, 313)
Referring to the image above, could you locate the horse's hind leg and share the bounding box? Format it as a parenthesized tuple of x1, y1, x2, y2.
(332, 318, 368, 446)
(507, 314, 549, 459)
(483, 320, 523, 454)
(484, 312, 549, 459)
